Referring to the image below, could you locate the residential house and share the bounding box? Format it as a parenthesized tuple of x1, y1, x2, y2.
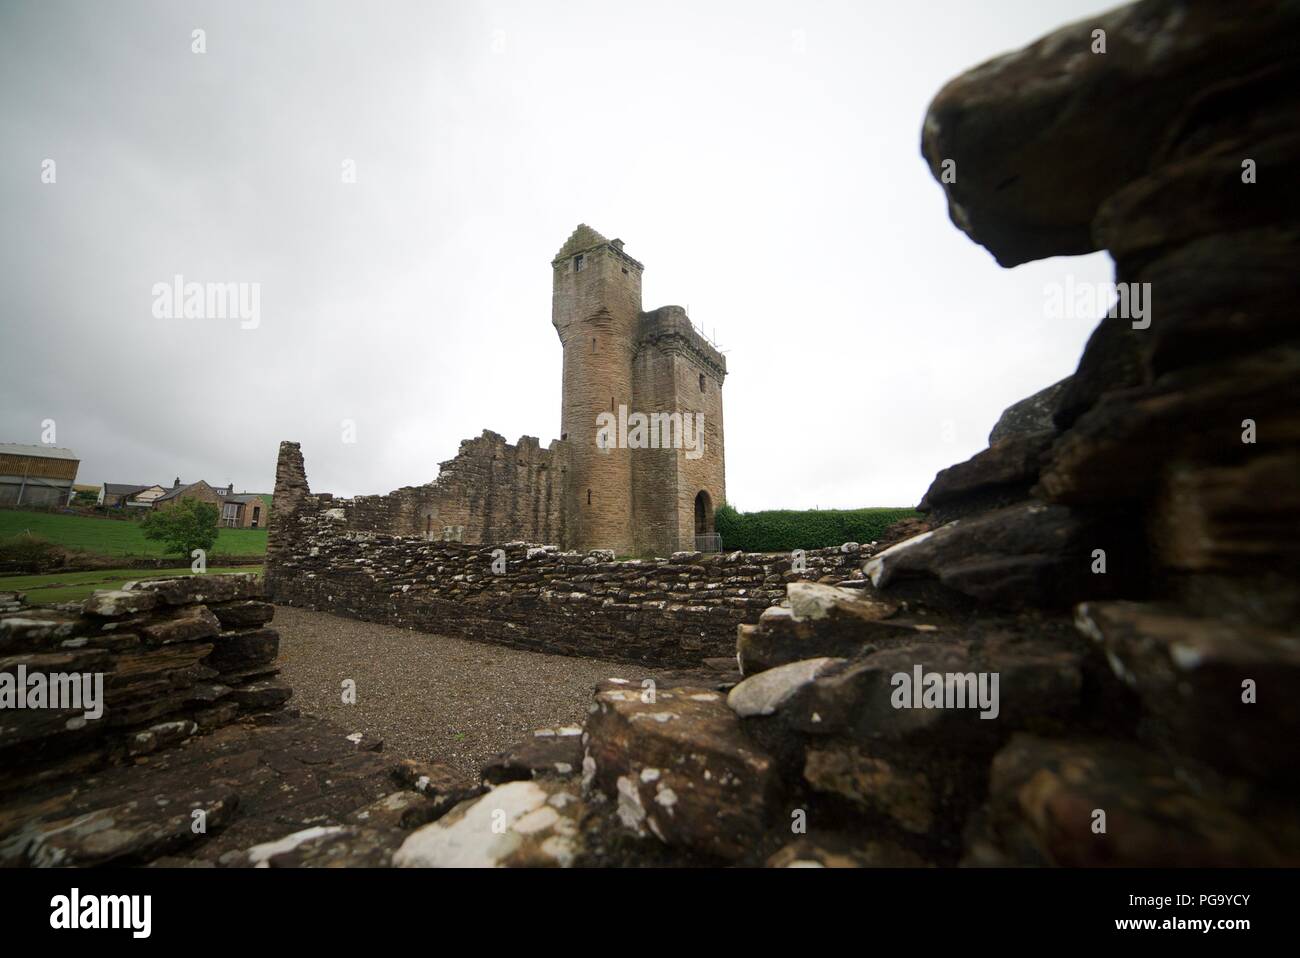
(154, 479, 231, 512)
(99, 483, 166, 509)
(220, 493, 267, 529)
(154, 479, 267, 528)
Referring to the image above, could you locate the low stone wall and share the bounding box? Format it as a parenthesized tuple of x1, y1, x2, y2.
(0, 574, 290, 803)
(269, 520, 873, 666)
(267, 434, 882, 666)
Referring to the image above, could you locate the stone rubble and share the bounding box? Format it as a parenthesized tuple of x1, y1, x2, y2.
(0, 574, 288, 790)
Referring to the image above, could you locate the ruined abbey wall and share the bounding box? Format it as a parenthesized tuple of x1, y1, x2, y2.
(274, 431, 567, 547)
(402, 431, 565, 545)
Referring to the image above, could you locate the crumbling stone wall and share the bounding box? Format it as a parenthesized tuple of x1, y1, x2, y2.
(267, 441, 871, 666)
(269, 530, 870, 669)
(272, 432, 565, 547)
(416, 431, 565, 546)
(0, 574, 290, 834)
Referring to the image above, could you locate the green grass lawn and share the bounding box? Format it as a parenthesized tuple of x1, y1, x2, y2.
(0, 510, 267, 557)
(3, 566, 264, 605)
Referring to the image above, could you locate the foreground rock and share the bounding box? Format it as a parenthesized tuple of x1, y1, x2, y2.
(736, 582, 901, 675)
(981, 735, 1296, 867)
(584, 681, 777, 861)
(393, 780, 585, 867)
(921, 0, 1297, 266)
(864, 503, 1140, 607)
(1075, 601, 1300, 783)
(0, 576, 290, 782)
(480, 726, 584, 785)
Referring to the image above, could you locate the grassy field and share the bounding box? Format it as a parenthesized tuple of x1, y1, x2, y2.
(3, 567, 264, 605)
(0, 510, 267, 557)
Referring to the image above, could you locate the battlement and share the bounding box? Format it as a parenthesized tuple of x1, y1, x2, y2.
(637, 305, 727, 380)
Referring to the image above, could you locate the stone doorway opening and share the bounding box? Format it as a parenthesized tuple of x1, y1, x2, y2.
(694, 490, 719, 551)
(694, 490, 713, 536)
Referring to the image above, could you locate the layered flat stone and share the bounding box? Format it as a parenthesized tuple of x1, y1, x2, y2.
(803, 742, 936, 834)
(0, 610, 88, 652)
(764, 635, 1084, 745)
(864, 502, 1126, 606)
(0, 787, 239, 867)
(728, 657, 843, 718)
(205, 627, 280, 672)
(985, 734, 1294, 866)
(989, 378, 1069, 445)
(392, 779, 584, 867)
(347, 791, 450, 831)
(228, 679, 293, 711)
(481, 728, 584, 785)
(921, 0, 1296, 266)
(82, 590, 158, 618)
(1037, 346, 1300, 505)
(918, 429, 1055, 522)
(1075, 600, 1300, 782)
(584, 683, 777, 861)
(123, 574, 263, 606)
(737, 584, 904, 675)
(138, 605, 221, 646)
(242, 825, 399, 868)
(209, 600, 276, 631)
(390, 758, 480, 812)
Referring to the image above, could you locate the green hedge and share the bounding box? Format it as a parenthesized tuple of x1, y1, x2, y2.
(714, 504, 919, 553)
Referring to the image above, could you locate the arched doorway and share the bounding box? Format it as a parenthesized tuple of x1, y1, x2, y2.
(694, 490, 713, 536)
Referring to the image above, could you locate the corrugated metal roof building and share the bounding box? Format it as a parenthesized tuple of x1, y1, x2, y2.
(0, 443, 80, 508)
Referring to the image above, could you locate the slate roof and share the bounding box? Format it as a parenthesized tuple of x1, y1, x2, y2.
(0, 443, 78, 460)
(103, 483, 149, 496)
(155, 481, 231, 503)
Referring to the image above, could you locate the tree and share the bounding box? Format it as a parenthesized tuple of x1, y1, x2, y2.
(141, 499, 219, 558)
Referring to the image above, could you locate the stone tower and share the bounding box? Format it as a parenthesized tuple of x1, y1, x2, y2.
(552, 225, 727, 556)
(553, 225, 643, 555)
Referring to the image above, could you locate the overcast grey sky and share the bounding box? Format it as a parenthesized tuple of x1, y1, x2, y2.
(1, 0, 1118, 507)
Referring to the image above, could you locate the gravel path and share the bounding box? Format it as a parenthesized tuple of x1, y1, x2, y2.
(272, 606, 672, 783)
